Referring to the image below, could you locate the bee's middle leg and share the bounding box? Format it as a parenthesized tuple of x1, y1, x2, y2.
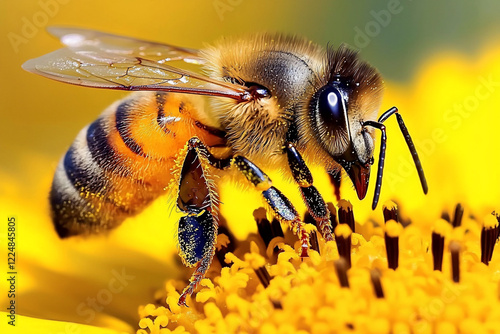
(285, 142, 334, 242)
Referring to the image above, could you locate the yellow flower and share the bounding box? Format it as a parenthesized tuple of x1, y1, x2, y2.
(0, 313, 128, 334)
(3, 33, 500, 334)
(134, 43, 500, 333)
(137, 203, 500, 333)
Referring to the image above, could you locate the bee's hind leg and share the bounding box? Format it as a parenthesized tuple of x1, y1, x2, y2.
(285, 142, 334, 242)
(176, 141, 219, 306)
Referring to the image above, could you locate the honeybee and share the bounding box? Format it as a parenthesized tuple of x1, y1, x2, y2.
(23, 27, 427, 305)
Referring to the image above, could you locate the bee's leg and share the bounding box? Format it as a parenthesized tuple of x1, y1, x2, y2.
(176, 143, 218, 306)
(232, 156, 311, 257)
(285, 143, 334, 242)
(187, 138, 310, 257)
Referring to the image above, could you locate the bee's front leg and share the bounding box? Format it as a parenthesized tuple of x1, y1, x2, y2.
(285, 142, 334, 242)
(232, 156, 311, 258)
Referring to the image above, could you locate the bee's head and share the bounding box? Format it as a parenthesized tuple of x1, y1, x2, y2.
(311, 81, 379, 200)
(301, 45, 383, 200)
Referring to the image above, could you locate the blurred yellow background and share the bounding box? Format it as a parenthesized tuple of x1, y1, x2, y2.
(1, 0, 500, 332)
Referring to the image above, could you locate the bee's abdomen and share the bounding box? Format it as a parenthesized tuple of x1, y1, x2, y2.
(50, 124, 130, 237)
(51, 92, 221, 238)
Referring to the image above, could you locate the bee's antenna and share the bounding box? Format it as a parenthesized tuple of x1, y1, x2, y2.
(362, 120, 386, 210)
(391, 111, 428, 195)
(363, 107, 428, 210)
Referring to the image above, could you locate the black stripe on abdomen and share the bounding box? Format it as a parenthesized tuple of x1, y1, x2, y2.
(86, 118, 132, 176)
(64, 144, 108, 196)
(115, 101, 147, 157)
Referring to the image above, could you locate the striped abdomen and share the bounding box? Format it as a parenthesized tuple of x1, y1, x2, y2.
(51, 91, 225, 238)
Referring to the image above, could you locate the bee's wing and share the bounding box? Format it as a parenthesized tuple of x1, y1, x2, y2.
(23, 28, 247, 100)
(47, 27, 203, 64)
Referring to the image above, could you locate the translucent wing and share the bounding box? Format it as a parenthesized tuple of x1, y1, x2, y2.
(23, 28, 247, 100)
(47, 27, 203, 64)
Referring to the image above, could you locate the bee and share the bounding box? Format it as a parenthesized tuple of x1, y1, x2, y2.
(23, 27, 427, 305)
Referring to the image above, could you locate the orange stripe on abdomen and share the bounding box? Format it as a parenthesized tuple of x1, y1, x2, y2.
(51, 91, 211, 237)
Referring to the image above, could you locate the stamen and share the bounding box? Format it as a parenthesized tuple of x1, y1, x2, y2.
(327, 202, 338, 231)
(481, 214, 499, 265)
(334, 258, 350, 288)
(370, 269, 384, 298)
(432, 219, 450, 271)
(338, 199, 355, 233)
(271, 300, 283, 309)
(334, 224, 352, 268)
(385, 220, 402, 270)
(254, 266, 272, 288)
(452, 203, 464, 228)
(449, 240, 461, 283)
(254, 207, 274, 246)
(254, 208, 285, 258)
(382, 200, 398, 223)
(309, 230, 321, 254)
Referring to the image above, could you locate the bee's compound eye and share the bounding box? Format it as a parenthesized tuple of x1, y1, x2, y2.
(318, 86, 346, 128)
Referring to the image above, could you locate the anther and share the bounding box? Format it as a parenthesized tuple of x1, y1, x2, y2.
(334, 258, 350, 288)
(309, 230, 321, 254)
(254, 266, 272, 288)
(383, 200, 398, 223)
(327, 202, 338, 231)
(271, 300, 283, 309)
(384, 220, 402, 270)
(452, 203, 464, 228)
(255, 208, 283, 247)
(441, 211, 451, 222)
(370, 269, 384, 298)
(481, 214, 499, 265)
(304, 212, 321, 254)
(254, 208, 285, 259)
(334, 224, 352, 268)
(449, 240, 461, 283)
(338, 199, 355, 233)
(432, 219, 450, 271)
